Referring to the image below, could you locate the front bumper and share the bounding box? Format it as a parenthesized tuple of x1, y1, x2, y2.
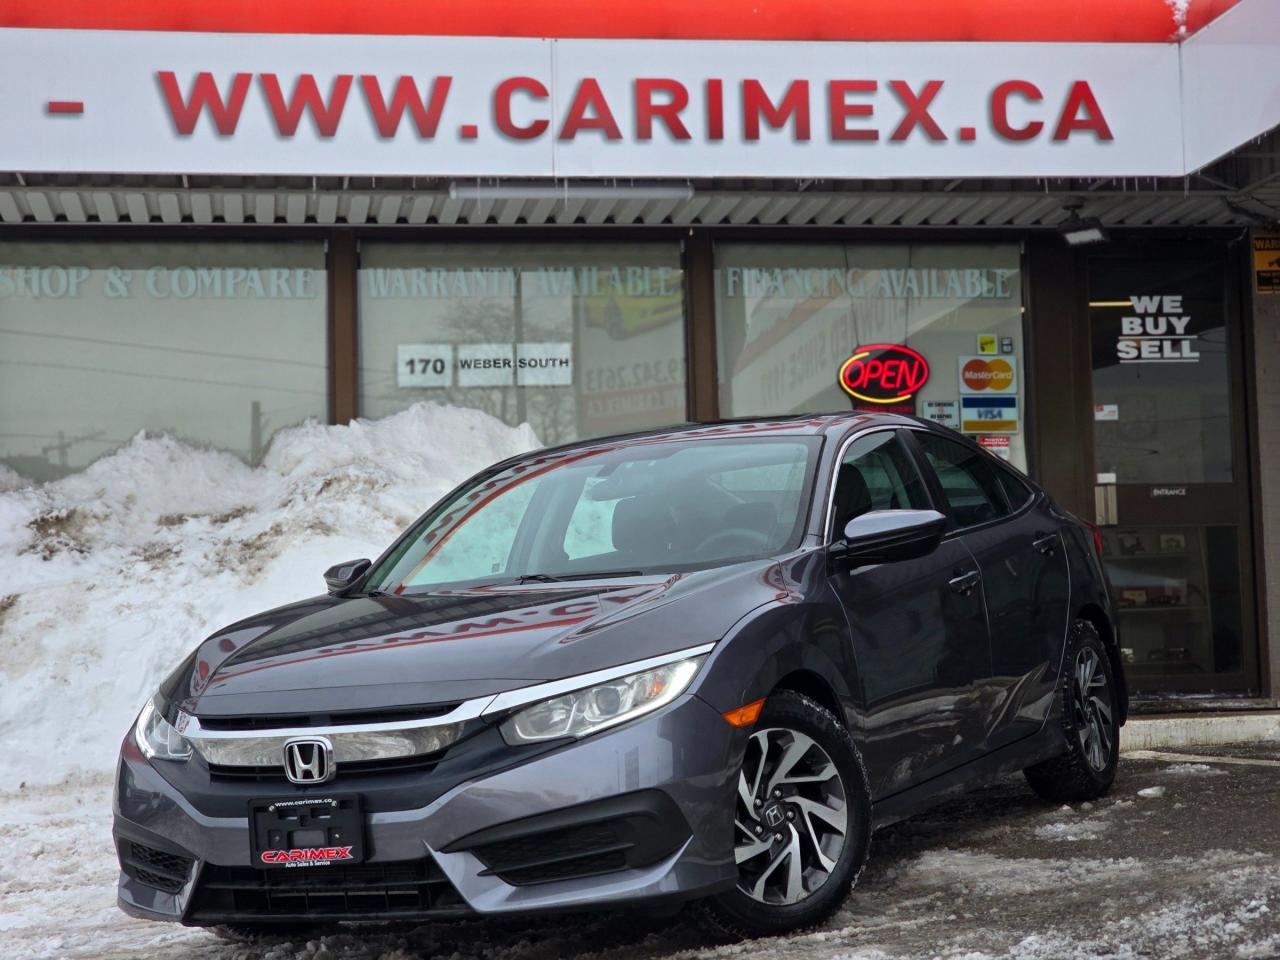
(114, 694, 741, 923)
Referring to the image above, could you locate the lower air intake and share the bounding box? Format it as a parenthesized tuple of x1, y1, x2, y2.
(448, 789, 692, 887)
(121, 841, 195, 894)
(187, 858, 470, 923)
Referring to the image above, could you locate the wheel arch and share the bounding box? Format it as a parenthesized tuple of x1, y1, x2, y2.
(1075, 602, 1129, 724)
(694, 602, 862, 745)
(770, 670, 846, 728)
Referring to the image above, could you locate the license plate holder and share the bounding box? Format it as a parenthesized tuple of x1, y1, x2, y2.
(249, 795, 365, 869)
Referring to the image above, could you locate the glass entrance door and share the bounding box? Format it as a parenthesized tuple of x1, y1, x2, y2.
(1087, 246, 1258, 698)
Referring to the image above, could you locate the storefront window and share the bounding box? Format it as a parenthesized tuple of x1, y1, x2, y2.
(0, 242, 327, 480)
(715, 243, 1027, 470)
(358, 244, 687, 445)
(1087, 250, 1256, 696)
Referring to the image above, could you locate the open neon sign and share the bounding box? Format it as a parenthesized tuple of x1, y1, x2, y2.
(838, 344, 930, 408)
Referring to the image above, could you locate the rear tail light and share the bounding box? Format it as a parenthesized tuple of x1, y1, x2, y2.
(1086, 521, 1105, 560)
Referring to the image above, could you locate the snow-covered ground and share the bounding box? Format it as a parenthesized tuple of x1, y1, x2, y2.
(0, 403, 538, 789)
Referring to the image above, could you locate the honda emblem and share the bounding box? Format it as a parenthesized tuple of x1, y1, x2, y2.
(283, 737, 334, 784)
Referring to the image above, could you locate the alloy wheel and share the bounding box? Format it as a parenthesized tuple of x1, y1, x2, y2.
(733, 727, 848, 905)
(1072, 647, 1115, 772)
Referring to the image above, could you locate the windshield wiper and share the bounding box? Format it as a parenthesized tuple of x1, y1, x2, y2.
(514, 570, 645, 584)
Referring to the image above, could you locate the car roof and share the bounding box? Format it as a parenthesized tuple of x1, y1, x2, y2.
(493, 411, 939, 468)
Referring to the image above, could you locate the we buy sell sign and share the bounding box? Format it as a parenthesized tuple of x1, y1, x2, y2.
(1, 30, 1186, 177)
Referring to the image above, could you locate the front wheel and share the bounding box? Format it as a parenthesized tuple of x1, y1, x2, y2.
(704, 691, 871, 939)
(1024, 620, 1120, 803)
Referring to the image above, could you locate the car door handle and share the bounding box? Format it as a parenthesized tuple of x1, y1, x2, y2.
(1033, 532, 1059, 556)
(949, 570, 982, 595)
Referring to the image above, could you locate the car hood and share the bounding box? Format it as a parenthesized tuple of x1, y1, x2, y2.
(163, 560, 792, 718)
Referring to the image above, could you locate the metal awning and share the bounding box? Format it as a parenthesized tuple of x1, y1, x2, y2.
(1, 130, 1275, 231)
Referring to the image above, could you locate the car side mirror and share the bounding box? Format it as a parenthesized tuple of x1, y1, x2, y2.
(832, 509, 948, 567)
(323, 558, 371, 594)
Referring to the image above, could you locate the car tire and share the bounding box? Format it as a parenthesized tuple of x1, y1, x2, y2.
(703, 690, 872, 939)
(1023, 620, 1121, 803)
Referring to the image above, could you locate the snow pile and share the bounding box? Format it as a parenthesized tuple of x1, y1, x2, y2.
(888, 849, 1149, 897)
(1033, 819, 1110, 842)
(0, 403, 538, 788)
(1162, 762, 1227, 777)
(0, 464, 29, 494)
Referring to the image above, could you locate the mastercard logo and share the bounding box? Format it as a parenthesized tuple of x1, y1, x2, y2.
(961, 358, 1015, 392)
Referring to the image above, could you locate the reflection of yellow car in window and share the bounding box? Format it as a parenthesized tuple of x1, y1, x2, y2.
(582, 294, 683, 339)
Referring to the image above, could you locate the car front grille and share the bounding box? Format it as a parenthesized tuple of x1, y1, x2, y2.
(207, 750, 445, 783)
(188, 858, 470, 922)
(120, 841, 195, 894)
(194, 702, 461, 731)
(184, 700, 478, 771)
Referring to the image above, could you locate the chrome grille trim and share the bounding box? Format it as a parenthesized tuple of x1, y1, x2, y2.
(179, 695, 495, 768)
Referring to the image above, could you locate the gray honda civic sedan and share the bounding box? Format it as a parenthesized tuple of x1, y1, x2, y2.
(115, 413, 1125, 939)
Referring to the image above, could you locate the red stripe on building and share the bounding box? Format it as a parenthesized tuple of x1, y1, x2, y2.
(0, 0, 1242, 42)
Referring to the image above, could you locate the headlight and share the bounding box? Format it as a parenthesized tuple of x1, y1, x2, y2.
(500, 657, 704, 745)
(134, 696, 192, 761)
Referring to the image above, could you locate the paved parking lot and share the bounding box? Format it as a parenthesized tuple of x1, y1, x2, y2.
(5, 742, 1279, 960)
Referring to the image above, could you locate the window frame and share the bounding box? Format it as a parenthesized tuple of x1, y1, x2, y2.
(994, 462, 1037, 512)
(821, 427, 931, 543)
(823, 428, 934, 542)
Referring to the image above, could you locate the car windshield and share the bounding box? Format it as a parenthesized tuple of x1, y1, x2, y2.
(365, 436, 821, 593)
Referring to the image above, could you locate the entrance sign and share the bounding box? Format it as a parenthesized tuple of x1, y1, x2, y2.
(0, 28, 1189, 178)
(838, 344, 930, 413)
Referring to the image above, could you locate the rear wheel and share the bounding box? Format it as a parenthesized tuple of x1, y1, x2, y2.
(705, 691, 871, 939)
(1024, 620, 1120, 802)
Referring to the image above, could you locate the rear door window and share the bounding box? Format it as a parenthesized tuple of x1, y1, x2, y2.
(914, 432, 1011, 530)
(996, 468, 1035, 512)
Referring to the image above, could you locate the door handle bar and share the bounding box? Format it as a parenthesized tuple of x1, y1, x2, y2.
(949, 570, 981, 595)
(1033, 532, 1059, 556)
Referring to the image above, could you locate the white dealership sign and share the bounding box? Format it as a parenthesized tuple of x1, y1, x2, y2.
(0, 28, 1191, 178)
